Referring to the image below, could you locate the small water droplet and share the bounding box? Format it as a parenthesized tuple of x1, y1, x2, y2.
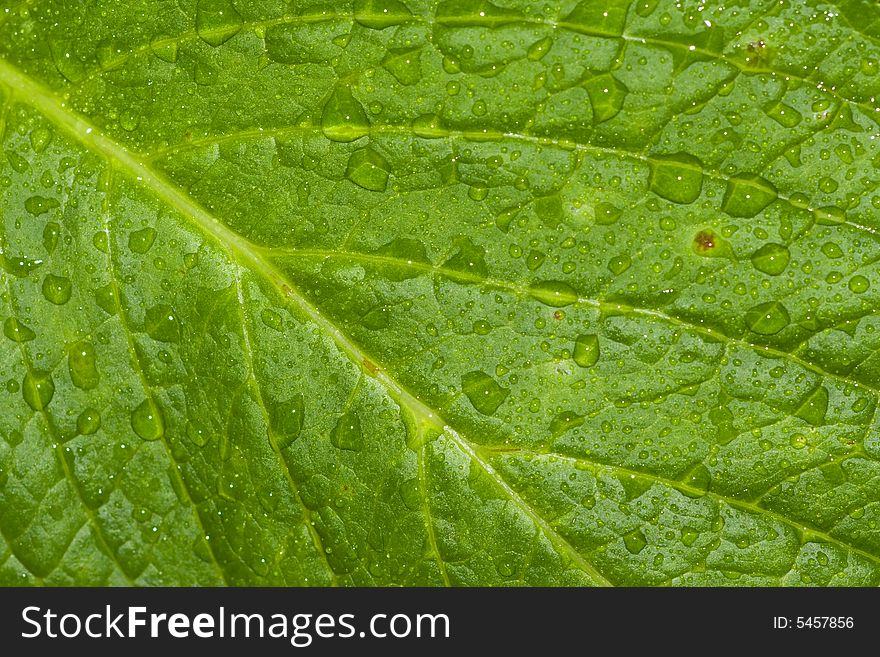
(527, 36, 553, 61)
(549, 410, 584, 437)
(270, 394, 305, 449)
(849, 275, 870, 293)
(42, 222, 60, 254)
(623, 528, 648, 554)
(24, 195, 59, 216)
(260, 308, 283, 331)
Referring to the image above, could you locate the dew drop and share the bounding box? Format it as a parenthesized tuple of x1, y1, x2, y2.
(721, 173, 777, 217)
(744, 301, 790, 335)
(527, 36, 553, 60)
(128, 227, 157, 254)
(150, 34, 179, 63)
(461, 370, 509, 415)
(22, 370, 54, 411)
(76, 408, 101, 435)
(382, 47, 422, 85)
(270, 394, 305, 449)
(849, 275, 870, 293)
(24, 195, 59, 216)
(582, 73, 628, 124)
(529, 280, 578, 307)
(573, 334, 599, 367)
(623, 528, 647, 554)
(345, 148, 390, 191)
(549, 410, 584, 437)
(42, 222, 60, 254)
(794, 386, 828, 426)
(607, 254, 631, 275)
(412, 113, 444, 139)
(648, 153, 703, 204)
(330, 411, 364, 451)
(42, 274, 72, 305)
(3, 317, 35, 343)
(353, 0, 413, 29)
(68, 341, 100, 390)
(145, 303, 181, 342)
(186, 422, 210, 446)
(321, 87, 370, 142)
(195, 0, 242, 47)
(750, 242, 789, 275)
(131, 399, 164, 441)
(260, 308, 283, 331)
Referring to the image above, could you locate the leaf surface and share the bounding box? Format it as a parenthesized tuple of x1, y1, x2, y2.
(1, 0, 880, 585)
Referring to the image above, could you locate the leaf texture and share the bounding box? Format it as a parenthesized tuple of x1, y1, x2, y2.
(0, 0, 880, 586)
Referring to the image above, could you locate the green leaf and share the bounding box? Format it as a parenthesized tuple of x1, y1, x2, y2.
(0, 0, 879, 587)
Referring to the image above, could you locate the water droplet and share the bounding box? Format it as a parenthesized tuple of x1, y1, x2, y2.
(29, 128, 52, 152)
(468, 185, 488, 201)
(128, 227, 157, 254)
(345, 148, 390, 191)
(261, 308, 283, 331)
(680, 527, 699, 546)
(68, 341, 100, 390)
(186, 422, 210, 446)
(3, 317, 35, 342)
(472, 319, 492, 335)
(22, 370, 54, 411)
(849, 275, 870, 293)
(527, 36, 553, 61)
(145, 304, 181, 342)
(42, 274, 72, 305)
(721, 173, 777, 217)
(24, 195, 59, 216)
(42, 222, 60, 254)
(1, 254, 43, 278)
(745, 301, 790, 335)
(549, 410, 584, 437)
(821, 242, 843, 259)
(5, 150, 30, 174)
(583, 73, 628, 123)
(529, 280, 578, 307)
(607, 254, 631, 275)
(131, 399, 164, 441)
(77, 408, 101, 435)
(382, 47, 422, 85)
(412, 113, 444, 139)
(526, 250, 546, 271)
(795, 386, 828, 426)
(321, 87, 369, 142)
(573, 334, 599, 367)
(764, 101, 802, 127)
(461, 370, 509, 415)
(195, 0, 242, 47)
(353, 0, 413, 29)
(594, 202, 622, 225)
(270, 394, 304, 449)
(648, 153, 703, 204)
(150, 34, 179, 62)
(751, 242, 789, 275)
(623, 528, 648, 554)
(813, 205, 845, 226)
(330, 412, 363, 451)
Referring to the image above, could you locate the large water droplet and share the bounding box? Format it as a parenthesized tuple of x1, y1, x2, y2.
(321, 88, 370, 142)
(382, 47, 422, 85)
(527, 36, 553, 60)
(270, 394, 304, 449)
(195, 0, 242, 47)
(750, 242, 789, 275)
(150, 34, 179, 62)
(43, 222, 60, 254)
(648, 153, 703, 204)
(42, 274, 72, 305)
(442, 238, 488, 282)
(549, 410, 584, 437)
(331, 412, 364, 451)
(128, 227, 157, 254)
(24, 195, 59, 216)
(564, 0, 628, 34)
(583, 73, 628, 124)
(3, 317, 35, 342)
(623, 528, 647, 554)
(794, 386, 828, 426)
(353, 0, 413, 29)
(22, 370, 55, 411)
(529, 280, 578, 307)
(345, 148, 390, 191)
(573, 334, 599, 367)
(745, 301, 790, 335)
(721, 173, 777, 217)
(77, 408, 101, 435)
(68, 340, 100, 390)
(1, 254, 43, 278)
(145, 304, 181, 342)
(461, 370, 509, 415)
(131, 399, 164, 441)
